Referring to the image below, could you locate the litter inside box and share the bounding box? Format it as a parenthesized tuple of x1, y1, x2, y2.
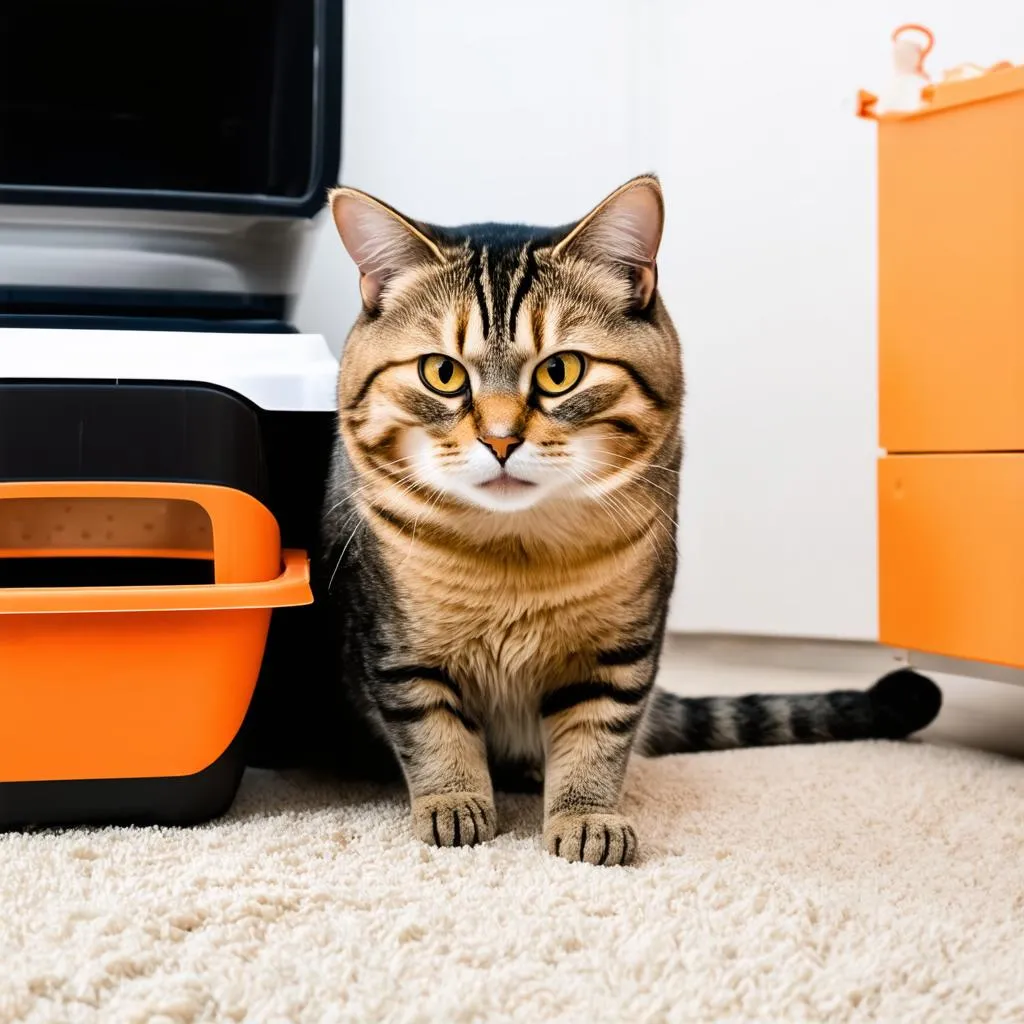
(0, 496, 216, 587)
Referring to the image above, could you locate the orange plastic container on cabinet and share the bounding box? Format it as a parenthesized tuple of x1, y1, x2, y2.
(868, 65, 1024, 454)
(862, 48, 1024, 669)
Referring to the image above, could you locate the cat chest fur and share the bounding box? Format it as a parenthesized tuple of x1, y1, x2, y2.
(383, 539, 658, 761)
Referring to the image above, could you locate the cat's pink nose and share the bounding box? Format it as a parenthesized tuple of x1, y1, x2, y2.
(479, 435, 522, 466)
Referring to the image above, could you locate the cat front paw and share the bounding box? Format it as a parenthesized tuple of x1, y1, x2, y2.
(411, 793, 496, 848)
(545, 811, 638, 866)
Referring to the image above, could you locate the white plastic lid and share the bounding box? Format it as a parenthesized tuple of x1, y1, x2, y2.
(0, 328, 338, 412)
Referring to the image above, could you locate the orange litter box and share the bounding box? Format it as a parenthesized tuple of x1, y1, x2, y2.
(0, 481, 310, 785)
(0, 365, 334, 829)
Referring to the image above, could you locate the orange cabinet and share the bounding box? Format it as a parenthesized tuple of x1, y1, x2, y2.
(879, 455, 1024, 667)
(866, 60, 1024, 668)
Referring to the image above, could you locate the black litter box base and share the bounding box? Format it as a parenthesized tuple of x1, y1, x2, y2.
(0, 736, 245, 830)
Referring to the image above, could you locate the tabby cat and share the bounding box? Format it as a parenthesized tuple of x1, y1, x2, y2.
(321, 175, 941, 866)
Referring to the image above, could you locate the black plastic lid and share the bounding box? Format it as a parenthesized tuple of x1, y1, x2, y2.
(0, 382, 269, 502)
(0, 0, 342, 217)
(0, 286, 297, 333)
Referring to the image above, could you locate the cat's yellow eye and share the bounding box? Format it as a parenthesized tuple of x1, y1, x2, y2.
(419, 354, 469, 396)
(534, 352, 585, 397)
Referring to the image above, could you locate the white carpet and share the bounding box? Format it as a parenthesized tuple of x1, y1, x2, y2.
(2, 741, 1022, 1024)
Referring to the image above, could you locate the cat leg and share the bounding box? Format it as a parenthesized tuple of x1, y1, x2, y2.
(539, 674, 654, 866)
(373, 666, 495, 848)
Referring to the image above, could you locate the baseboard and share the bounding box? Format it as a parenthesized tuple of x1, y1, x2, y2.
(663, 632, 909, 674)
(908, 652, 1024, 687)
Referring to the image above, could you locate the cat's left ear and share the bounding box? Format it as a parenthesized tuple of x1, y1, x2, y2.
(552, 175, 664, 309)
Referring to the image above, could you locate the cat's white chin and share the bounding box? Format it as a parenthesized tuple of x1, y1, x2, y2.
(477, 473, 535, 495)
(467, 476, 546, 512)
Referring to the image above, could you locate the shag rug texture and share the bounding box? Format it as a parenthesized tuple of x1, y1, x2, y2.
(1, 740, 1022, 1023)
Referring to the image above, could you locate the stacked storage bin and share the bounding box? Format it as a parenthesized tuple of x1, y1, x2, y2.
(0, 0, 343, 826)
(861, 62, 1024, 670)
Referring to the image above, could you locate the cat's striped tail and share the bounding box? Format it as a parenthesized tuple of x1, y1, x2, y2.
(638, 669, 942, 756)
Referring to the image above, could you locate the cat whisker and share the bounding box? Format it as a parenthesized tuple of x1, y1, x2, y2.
(584, 444, 683, 476)
(329, 517, 366, 594)
(583, 464, 680, 535)
(401, 482, 449, 567)
(590, 479, 662, 555)
(327, 468, 425, 591)
(326, 462, 422, 520)
(576, 455, 681, 501)
(324, 455, 419, 518)
(554, 464, 638, 565)
(569, 465, 676, 570)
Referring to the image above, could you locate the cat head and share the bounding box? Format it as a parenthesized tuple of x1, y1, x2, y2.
(329, 176, 682, 522)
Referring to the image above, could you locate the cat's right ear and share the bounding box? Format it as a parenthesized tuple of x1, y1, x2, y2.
(329, 187, 445, 312)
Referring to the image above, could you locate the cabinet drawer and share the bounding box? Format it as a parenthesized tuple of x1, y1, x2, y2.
(878, 90, 1024, 453)
(879, 454, 1024, 667)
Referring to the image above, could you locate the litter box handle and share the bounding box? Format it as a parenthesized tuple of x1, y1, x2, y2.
(0, 547, 311, 615)
(0, 480, 281, 585)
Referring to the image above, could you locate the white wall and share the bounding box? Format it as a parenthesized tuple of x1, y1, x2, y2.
(295, 0, 1024, 642)
(294, 0, 659, 354)
(653, 1, 1024, 640)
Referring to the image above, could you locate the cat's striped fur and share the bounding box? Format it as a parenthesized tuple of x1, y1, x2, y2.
(322, 176, 941, 865)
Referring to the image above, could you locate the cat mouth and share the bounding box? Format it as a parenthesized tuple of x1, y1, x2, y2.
(477, 472, 536, 493)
